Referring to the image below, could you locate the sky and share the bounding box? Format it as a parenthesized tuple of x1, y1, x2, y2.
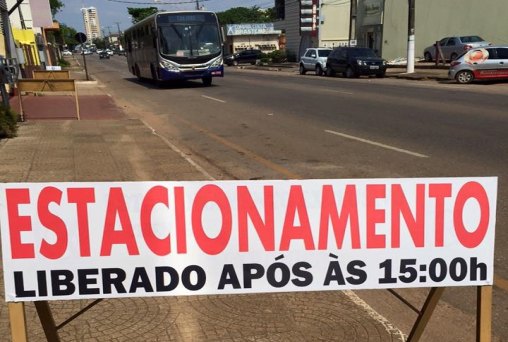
(55, 0, 274, 33)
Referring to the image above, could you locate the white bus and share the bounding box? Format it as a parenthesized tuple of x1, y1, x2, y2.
(124, 11, 224, 86)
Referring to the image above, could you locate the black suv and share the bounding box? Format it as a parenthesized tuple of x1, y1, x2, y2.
(325, 47, 387, 78)
(225, 49, 263, 66)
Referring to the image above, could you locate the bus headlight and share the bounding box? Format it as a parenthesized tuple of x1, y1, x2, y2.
(160, 60, 179, 71)
(209, 56, 223, 68)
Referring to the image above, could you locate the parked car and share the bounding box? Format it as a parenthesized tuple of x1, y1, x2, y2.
(99, 50, 110, 59)
(448, 45, 508, 84)
(325, 47, 387, 78)
(225, 49, 263, 66)
(423, 36, 491, 62)
(62, 50, 72, 56)
(299, 47, 332, 76)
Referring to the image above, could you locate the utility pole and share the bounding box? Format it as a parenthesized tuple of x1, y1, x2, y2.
(348, 0, 357, 47)
(406, 0, 415, 73)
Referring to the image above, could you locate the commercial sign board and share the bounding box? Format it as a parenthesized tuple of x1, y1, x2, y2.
(226, 23, 281, 36)
(0, 178, 496, 302)
(300, 0, 319, 36)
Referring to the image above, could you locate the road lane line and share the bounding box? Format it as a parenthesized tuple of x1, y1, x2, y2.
(325, 129, 429, 158)
(201, 95, 226, 103)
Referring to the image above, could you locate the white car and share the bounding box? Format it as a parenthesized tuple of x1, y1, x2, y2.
(299, 48, 332, 76)
(62, 50, 72, 56)
(449, 45, 508, 84)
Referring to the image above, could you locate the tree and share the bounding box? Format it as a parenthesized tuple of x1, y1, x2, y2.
(216, 6, 276, 25)
(58, 23, 78, 48)
(127, 7, 158, 24)
(49, 0, 64, 17)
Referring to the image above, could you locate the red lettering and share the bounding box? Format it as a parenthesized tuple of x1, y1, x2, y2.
(429, 183, 452, 247)
(174, 187, 187, 254)
(280, 185, 315, 251)
(391, 184, 425, 248)
(6, 188, 34, 259)
(100, 188, 139, 256)
(238, 186, 274, 252)
(140, 186, 170, 256)
(454, 182, 490, 248)
(67, 188, 95, 257)
(38, 187, 68, 259)
(366, 184, 386, 248)
(318, 185, 360, 249)
(192, 185, 232, 255)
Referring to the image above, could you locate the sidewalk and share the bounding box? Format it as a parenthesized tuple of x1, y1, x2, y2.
(0, 62, 407, 341)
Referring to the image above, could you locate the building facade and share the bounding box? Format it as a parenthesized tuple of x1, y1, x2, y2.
(274, 0, 508, 61)
(81, 7, 101, 42)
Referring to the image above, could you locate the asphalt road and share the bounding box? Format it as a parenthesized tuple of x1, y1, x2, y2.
(83, 55, 508, 341)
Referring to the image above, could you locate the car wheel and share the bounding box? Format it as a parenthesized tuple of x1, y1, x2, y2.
(455, 70, 474, 84)
(325, 66, 335, 77)
(299, 64, 306, 75)
(315, 65, 323, 76)
(232, 60, 238, 66)
(345, 66, 356, 78)
(202, 77, 212, 86)
(450, 52, 458, 61)
(424, 52, 432, 62)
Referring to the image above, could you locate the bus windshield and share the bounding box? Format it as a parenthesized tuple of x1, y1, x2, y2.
(159, 23, 221, 59)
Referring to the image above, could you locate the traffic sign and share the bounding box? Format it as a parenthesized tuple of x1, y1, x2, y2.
(75, 32, 87, 44)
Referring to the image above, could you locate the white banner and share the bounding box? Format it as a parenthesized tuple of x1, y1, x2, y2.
(0, 178, 497, 302)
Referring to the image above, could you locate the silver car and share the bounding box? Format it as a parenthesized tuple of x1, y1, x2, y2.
(299, 48, 332, 76)
(423, 36, 491, 62)
(449, 45, 508, 84)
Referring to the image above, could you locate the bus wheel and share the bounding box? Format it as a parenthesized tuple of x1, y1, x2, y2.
(202, 77, 212, 86)
(134, 64, 141, 79)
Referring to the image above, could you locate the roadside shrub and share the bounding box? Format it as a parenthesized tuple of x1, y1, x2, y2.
(269, 50, 287, 63)
(58, 58, 70, 67)
(0, 105, 19, 139)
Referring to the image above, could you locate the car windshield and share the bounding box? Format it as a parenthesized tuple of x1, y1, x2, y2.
(350, 48, 377, 57)
(159, 22, 221, 58)
(318, 50, 331, 57)
(460, 36, 484, 43)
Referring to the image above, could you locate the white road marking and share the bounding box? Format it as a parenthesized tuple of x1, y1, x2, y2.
(325, 129, 429, 158)
(201, 95, 226, 103)
(331, 90, 354, 95)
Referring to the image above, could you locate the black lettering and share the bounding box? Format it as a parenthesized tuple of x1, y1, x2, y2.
(218, 264, 241, 289)
(266, 262, 290, 288)
(346, 260, 367, 285)
(78, 269, 100, 295)
(156, 267, 179, 291)
(37, 270, 48, 297)
(102, 268, 127, 294)
(14, 271, 36, 298)
(129, 267, 154, 293)
(291, 262, 313, 287)
(51, 270, 75, 296)
(243, 263, 265, 288)
(324, 261, 345, 286)
(182, 265, 206, 291)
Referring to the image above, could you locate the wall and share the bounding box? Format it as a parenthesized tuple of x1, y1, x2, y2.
(319, 0, 350, 48)
(382, 0, 508, 61)
(274, 0, 301, 59)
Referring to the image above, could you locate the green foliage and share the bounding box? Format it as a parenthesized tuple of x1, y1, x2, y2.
(59, 23, 78, 47)
(217, 6, 276, 25)
(50, 0, 64, 17)
(0, 105, 19, 139)
(267, 50, 287, 63)
(58, 58, 70, 67)
(127, 7, 158, 24)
